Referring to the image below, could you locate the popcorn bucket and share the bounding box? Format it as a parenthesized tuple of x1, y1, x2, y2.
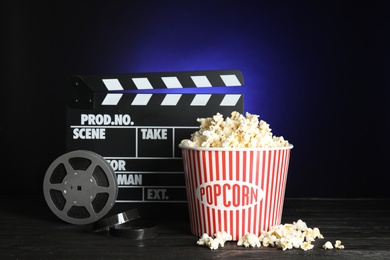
(179, 144, 293, 241)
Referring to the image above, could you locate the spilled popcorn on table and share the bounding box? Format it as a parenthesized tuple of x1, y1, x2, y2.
(196, 219, 345, 251)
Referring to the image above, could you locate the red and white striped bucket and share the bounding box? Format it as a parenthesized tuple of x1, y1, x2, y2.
(179, 144, 293, 241)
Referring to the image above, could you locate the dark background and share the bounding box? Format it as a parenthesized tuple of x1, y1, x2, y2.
(1, 0, 389, 198)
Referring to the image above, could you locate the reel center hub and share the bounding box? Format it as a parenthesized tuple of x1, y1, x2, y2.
(63, 170, 97, 205)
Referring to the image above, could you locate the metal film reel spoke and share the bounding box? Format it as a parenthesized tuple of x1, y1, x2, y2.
(84, 201, 97, 219)
(95, 185, 114, 192)
(62, 199, 75, 214)
(43, 150, 118, 225)
(63, 158, 76, 178)
(49, 183, 66, 192)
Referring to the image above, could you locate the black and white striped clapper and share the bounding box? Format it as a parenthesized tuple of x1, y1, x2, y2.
(66, 69, 244, 219)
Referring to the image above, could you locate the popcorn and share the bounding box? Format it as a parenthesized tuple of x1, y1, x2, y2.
(334, 240, 345, 249)
(259, 219, 324, 251)
(294, 219, 308, 231)
(237, 233, 261, 248)
(180, 111, 290, 148)
(322, 241, 334, 249)
(322, 240, 345, 250)
(301, 241, 315, 251)
(276, 237, 293, 250)
(197, 233, 214, 248)
(197, 231, 232, 250)
(196, 220, 345, 252)
(214, 231, 233, 247)
(305, 227, 324, 242)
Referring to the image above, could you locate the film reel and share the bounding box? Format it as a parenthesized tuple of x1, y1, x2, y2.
(43, 150, 118, 225)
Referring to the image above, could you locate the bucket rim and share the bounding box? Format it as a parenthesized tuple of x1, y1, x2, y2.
(178, 143, 294, 151)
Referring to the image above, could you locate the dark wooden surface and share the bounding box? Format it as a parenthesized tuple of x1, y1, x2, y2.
(1, 196, 389, 259)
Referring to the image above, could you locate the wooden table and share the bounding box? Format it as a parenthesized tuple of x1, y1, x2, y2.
(1, 196, 389, 259)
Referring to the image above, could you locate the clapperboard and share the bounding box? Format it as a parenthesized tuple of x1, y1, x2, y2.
(66, 70, 244, 219)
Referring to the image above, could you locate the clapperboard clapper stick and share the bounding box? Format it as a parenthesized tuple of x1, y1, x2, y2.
(44, 70, 245, 231)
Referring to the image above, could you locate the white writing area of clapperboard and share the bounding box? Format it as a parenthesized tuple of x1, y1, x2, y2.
(43, 70, 244, 222)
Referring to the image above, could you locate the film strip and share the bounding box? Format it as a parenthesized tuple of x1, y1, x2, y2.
(65, 70, 244, 219)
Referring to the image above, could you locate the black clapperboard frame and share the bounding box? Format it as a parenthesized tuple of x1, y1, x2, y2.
(66, 70, 244, 220)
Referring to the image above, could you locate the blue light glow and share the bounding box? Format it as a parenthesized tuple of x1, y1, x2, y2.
(52, 1, 389, 198)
